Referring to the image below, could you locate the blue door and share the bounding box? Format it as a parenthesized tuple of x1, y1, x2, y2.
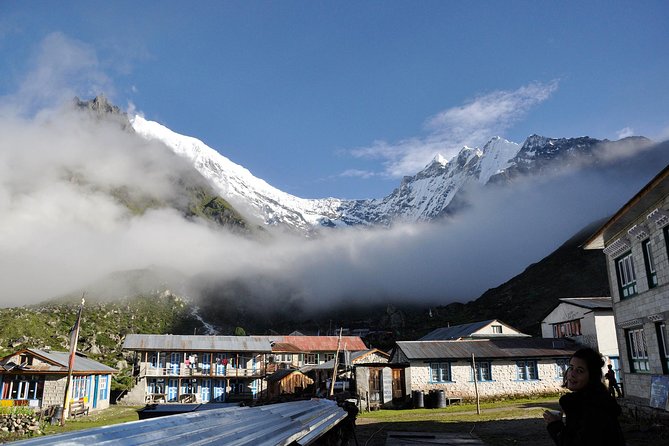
(201, 353, 211, 375)
(213, 379, 225, 402)
(92, 376, 99, 409)
(167, 379, 178, 402)
(169, 353, 181, 375)
(201, 379, 211, 402)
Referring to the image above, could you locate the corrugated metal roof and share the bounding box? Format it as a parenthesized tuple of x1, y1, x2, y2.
(396, 338, 578, 360)
(309, 349, 390, 370)
(276, 336, 367, 352)
(0, 349, 116, 374)
(271, 342, 304, 353)
(558, 297, 612, 310)
(419, 320, 495, 340)
(419, 319, 529, 341)
(266, 369, 306, 382)
(122, 334, 273, 352)
(12, 399, 348, 446)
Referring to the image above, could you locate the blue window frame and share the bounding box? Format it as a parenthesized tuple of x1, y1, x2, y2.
(429, 362, 451, 382)
(516, 360, 538, 380)
(471, 361, 492, 381)
(555, 359, 569, 379)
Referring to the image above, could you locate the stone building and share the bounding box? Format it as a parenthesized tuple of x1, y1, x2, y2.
(391, 337, 578, 400)
(584, 164, 669, 417)
(0, 348, 115, 415)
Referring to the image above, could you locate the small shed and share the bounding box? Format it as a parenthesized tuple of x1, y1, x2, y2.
(266, 369, 313, 398)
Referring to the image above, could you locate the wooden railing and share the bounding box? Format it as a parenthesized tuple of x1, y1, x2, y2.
(139, 364, 265, 378)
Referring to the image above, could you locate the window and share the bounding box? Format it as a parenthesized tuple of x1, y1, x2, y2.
(99, 375, 109, 400)
(304, 353, 318, 365)
(472, 361, 492, 381)
(615, 252, 637, 298)
(430, 362, 451, 382)
(552, 319, 582, 338)
(642, 239, 658, 288)
(491, 325, 503, 334)
(627, 328, 650, 372)
(72, 375, 91, 399)
(657, 322, 669, 374)
(516, 360, 539, 380)
(555, 359, 569, 379)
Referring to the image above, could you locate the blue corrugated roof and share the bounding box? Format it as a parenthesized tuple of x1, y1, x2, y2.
(12, 399, 348, 446)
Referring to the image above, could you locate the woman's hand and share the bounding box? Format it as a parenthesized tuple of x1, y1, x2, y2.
(543, 410, 562, 425)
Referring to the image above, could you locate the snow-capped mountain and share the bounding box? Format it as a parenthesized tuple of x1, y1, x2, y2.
(130, 113, 649, 232)
(131, 116, 344, 233)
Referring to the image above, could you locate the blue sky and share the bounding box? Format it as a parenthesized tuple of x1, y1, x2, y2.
(1, 1, 668, 200)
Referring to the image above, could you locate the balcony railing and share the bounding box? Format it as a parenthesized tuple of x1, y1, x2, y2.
(139, 364, 265, 378)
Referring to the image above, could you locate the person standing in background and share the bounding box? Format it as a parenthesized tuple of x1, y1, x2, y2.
(605, 364, 622, 398)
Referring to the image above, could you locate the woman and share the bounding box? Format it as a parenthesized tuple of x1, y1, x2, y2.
(543, 347, 625, 445)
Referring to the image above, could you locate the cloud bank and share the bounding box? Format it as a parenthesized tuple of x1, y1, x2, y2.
(1, 33, 666, 315)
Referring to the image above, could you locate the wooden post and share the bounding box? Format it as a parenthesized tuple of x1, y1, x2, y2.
(329, 328, 343, 397)
(471, 354, 481, 414)
(60, 295, 85, 426)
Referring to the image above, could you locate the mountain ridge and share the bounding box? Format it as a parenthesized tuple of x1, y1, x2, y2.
(130, 109, 653, 232)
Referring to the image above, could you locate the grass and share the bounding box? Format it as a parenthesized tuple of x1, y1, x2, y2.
(41, 406, 142, 434)
(359, 395, 560, 423)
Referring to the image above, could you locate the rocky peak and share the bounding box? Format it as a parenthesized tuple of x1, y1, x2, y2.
(74, 95, 132, 130)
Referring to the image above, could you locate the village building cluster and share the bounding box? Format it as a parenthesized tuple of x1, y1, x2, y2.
(0, 166, 668, 422)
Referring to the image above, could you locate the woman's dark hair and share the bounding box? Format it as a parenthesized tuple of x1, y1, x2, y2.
(566, 347, 605, 389)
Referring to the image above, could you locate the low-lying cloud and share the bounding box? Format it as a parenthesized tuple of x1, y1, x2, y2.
(1, 98, 666, 311)
(1, 33, 667, 313)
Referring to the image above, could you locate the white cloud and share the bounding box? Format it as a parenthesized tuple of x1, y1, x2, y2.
(348, 81, 559, 178)
(616, 127, 635, 139)
(1, 32, 113, 116)
(339, 168, 378, 179)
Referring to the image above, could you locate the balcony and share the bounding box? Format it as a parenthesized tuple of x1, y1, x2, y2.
(140, 364, 265, 378)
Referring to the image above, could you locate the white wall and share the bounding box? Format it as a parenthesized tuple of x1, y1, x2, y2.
(408, 359, 566, 399)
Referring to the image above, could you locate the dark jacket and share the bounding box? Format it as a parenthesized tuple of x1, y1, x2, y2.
(547, 385, 625, 446)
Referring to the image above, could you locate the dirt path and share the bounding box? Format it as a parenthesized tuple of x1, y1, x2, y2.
(354, 408, 668, 446)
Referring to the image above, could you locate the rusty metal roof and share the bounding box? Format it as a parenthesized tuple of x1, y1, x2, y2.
(396, 338, 578, 361)
(271, 342, 304, 353)
(12, 399, 348, 446)
(273, 335, 367, 352)
(122, 334, 273, 352)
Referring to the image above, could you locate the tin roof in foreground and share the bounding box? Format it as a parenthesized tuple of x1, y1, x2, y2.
(12, 399, 348, 446)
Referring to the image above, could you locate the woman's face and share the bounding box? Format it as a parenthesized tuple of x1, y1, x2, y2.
(566, 357, 589, 391)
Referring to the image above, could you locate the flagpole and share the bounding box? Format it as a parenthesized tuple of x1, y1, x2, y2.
(60, 295, 85, 426)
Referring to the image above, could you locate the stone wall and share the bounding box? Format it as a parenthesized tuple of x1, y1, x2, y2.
(408, 359, 565, 399)
(41, 376, 66, 408)
(604, 195, 669, 408)
(0, 413, 42, 436)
